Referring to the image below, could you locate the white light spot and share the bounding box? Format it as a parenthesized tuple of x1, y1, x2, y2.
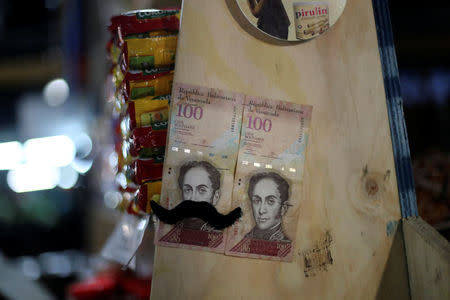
(137, 219, 147, 231)
(24, 135, 75, 167)
(265, 164, 272, 169)
(71, 159, 93, 174)
(184, 148, 190, 153)
(104, 191, 122, 209)
(171, 146, 178, 152)
(73, 132, 92, 159)
(254, 162, 261, 167)
(7, 163, 60, 193)
(39, 253, 71, 277)
(0, 141, 23, 170)
(242, 161, 249, 165)
(43, 78, 69, 107)
(115, 173, 127, 189)
(289, 168, 296, 173)
(108, 151, 118, 169)
(20, 257, 41, 280)
(122, 224, 131, 237)
(123, 192, 133, 201)
(58, 165, 79, 189)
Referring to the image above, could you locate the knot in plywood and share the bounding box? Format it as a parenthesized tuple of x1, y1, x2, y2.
(365, 178, 379, 196)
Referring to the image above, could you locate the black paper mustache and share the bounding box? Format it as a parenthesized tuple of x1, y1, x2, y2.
(150, 200, 242, 230)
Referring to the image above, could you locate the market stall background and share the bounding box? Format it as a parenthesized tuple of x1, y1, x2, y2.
(0, 0, 448, 299)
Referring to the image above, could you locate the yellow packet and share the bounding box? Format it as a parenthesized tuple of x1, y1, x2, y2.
(126, 72, 173, 100)
(124, 35, 177, 70)
(128, 99, 169, 129)
(125, 30, 171, 39)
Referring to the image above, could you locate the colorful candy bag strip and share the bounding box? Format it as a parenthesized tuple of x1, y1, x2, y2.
(122, 71, 173, 101)
(135, 181, 162, 213)
(109, 9, 180, 38)
(120, 35, 177, 72)
(106, 9, 179, 218)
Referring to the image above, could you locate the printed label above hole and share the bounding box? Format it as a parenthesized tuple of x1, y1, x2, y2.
(234, 0, 347, 42)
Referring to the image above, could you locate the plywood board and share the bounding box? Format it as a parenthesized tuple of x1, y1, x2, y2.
(403, 217, 450, 300)
(151, 0, 403, 298)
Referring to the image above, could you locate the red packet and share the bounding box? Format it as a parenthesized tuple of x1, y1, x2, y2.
(129, 127, 167, 157)
(135, 181, 162, 213)
(109, 9, 180, 38)
(133, 157, 164, 185)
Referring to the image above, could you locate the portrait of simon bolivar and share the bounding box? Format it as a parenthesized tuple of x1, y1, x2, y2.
(177, 160, 221, 232)
(244, 171, 291, 242)
(247, 0, 291, 40)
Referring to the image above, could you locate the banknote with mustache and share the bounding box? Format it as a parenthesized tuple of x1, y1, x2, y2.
(150, 200, 242, 230)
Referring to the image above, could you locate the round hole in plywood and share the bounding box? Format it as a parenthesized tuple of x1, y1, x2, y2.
(232, 0, 346, 42)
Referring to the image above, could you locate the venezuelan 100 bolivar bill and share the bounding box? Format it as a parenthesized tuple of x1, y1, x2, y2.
(225, 95, 312, 261)
(155, 82, 244, 253)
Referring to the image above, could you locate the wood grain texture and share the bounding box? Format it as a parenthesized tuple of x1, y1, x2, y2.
(403, 217, 450, 300)
(151, 0, 403, 298)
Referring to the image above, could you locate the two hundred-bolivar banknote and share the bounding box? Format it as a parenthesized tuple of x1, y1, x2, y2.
(155, 82, 312, 261)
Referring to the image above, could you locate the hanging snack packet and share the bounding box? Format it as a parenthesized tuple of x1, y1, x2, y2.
(127, 99, 170, 130)
(133, 156, 165, 185)
(109, 9, 180, 38)
(120, 127, 167, 167)
(135, 181, 162, 213)
(123, 71, 173, 101)
(109, 29, 172, 62)
(125, 30, 172, 39)
(120, 35, 177, 72)
(129, 126, 167, 157)
(115, 93, 170, 124)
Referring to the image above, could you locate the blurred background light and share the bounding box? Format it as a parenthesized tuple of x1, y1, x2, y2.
(24, 135, 75, 167)
(71, 158, 93, 174)
(103, 191, 122, 209)
(57, 165, 79, 189)
(0, 141, 23, 170)
(43, 78, 70, 107)
(73, 132, 93, 159)
(7, 163, 60, 193)
(108, 151, 118, 169)
(19, 256, 42, 280)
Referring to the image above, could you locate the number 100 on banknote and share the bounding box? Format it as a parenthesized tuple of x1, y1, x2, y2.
(225, 96, 312, 261)
(156, 83, 244, 253)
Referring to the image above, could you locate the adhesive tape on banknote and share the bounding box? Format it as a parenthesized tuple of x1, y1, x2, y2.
(232, 0, 346, 42)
